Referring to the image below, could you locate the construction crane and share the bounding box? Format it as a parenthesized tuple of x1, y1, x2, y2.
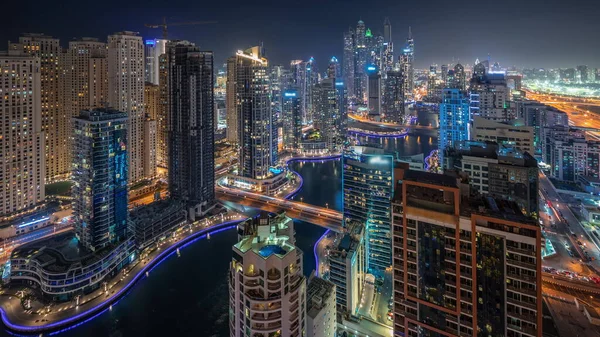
(145, 17, 217, 39)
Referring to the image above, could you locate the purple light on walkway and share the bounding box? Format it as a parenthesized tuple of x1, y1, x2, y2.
(313, 229, 331, 277)
(0, 220, 242, 334)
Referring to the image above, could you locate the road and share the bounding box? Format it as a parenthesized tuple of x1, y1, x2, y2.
(539, 171, 600, 274)
(524, 89, 600, 134)
(348, 113, 435, 130)
(0, 225, 74, 263)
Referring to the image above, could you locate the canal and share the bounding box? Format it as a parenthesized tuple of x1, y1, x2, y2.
(13, 131, 435, 337)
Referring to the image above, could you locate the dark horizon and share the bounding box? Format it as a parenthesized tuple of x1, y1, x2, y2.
(3, 0, 599, 70)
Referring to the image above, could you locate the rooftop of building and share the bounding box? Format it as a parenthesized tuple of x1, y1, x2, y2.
(307, 274, 336, 319)
(330, 221, 363, 259)
(11, 231, 124, 273)
(444, 141, 537, 167)
(403, 169, 459, 188)
(233, 212, 296, 260)
(74, 108, 127, 122)
(129, 199, 184, 223)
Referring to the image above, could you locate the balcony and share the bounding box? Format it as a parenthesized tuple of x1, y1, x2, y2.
(507, 246, 535, 257)
(507, 258, 537, 271)
(507, 323, 537, 336)
(507, 271, 536, 283)
(507, 284, 537, 297)
(251, 311, 282, 322)
(267, 270, 281, 281)
(507, 297, 537, 311)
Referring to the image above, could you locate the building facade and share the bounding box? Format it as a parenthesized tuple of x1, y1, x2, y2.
(282, 89, 302, 151)
(392, 169, 542, 337)
(438, 88, 470, 164)
(72, 109, 128, 252)
(383, 70, 404, 123)
(144, 39, 167, 85)
(10, 34, 63, 180)
(307, 275, 337, 337)
(342, 146, 395, 272)
(328, 221, 365, 315)
(471, 116, 534, 155)
(166, 41, 215, 220)
(108, 31, 146, 183)
(235, 46, 275, 180)
(0, 50, 45, 218)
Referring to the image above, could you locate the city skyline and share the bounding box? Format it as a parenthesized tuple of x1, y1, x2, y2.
(3, 0, 599, 69)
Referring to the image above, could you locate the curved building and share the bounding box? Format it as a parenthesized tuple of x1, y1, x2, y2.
(229, 212, 306, 337)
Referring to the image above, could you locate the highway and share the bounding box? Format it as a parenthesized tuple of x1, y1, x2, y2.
(524, 89, 600, 135)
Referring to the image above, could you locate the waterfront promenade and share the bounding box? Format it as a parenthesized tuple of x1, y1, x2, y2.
(0, 212, 246, 334)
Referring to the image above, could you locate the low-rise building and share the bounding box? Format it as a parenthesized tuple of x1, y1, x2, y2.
(307, 274, 337, 337)
(9, 232, 135, 301)
(129, 199, 186, 249)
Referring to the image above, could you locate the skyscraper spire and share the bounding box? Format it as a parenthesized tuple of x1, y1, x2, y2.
(383, 17, 392, 43)
(408, 26, 412, 39)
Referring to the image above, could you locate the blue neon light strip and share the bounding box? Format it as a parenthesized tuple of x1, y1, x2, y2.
(313, 229, 330, 277)
(0, 220, 242, 334)
(17, 217, 50, 228)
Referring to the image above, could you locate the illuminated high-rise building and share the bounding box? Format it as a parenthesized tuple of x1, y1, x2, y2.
(577, 65, 589, 83)
(469, 69, 511, 121)
(143, 82, 159, 178)
(166, 41, 215, 220)
(108, 31, 146, 183)
(72, 108, 128, 251)
(449, 63, 466, 91)
(314, 78, 345, 152)
(382, 17, 394, 74)
(391, 169, 542, 337)
(10, 34, 63, 181)
(327, 56, 341, 79)
(366, 64, 381, 121)
(157, 53, 169, 168)
(342, 146, 395, 272)
(383, 70, 404, 123)
(59, 38, 109, 173)
(282, 88, 302, 151)
(0, 50, 45, 217)
(234, 46, 274, 179)
(438, 88, 470, 164)
(399, 27, 414, 99)
(355, 20, 367, 104)
(229, 212, 307, 337)
(226, 56, 238, 143)
(441, 64, 449, 84)
(343, 28, 355, 100)
(365, 28, 384, 71)
(144, 39, 167, 85)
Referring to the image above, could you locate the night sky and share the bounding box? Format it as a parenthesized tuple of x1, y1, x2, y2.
(3, 0, 598, 69)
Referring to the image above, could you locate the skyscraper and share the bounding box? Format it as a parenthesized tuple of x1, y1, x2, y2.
(229, 212, 307, 337)
(441, 64, 449, 84)
(469, 70, 511, 121)
(367, 64, 381, 120)
(10, 34, 63, 181)
(108, 31, 146, 183)
(343, 28, 355, 100)
(449, 63, 466, 91)
(157, 53, 169, 168)
(143, 82, 158, 178)
(72, 109, 128, 252)
(382, 17, 394, 74)
(383, 70, 404, 123)
(342, 146, 395, 272)
(438, 88, 470, 164)
(314, 78, 345, 153)
(235, 46, 274, 179)
(355, 20, 368, 104)
(166, 41, 215, 220)
(282, 89, 302, 151)
(391, 169, 542, 337)
(0, 50, 45, 217)
(226, 56, 238, 143)
(59, 38, 109, 174)
(327, 56, 341, 79)
(399, 27, 414, 99)
(144, 39, 167, 85)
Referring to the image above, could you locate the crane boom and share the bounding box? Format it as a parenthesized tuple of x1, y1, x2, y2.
(144, 17, 217, 39)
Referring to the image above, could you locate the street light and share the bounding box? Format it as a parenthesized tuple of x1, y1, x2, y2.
(326, 203, 329, 209)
